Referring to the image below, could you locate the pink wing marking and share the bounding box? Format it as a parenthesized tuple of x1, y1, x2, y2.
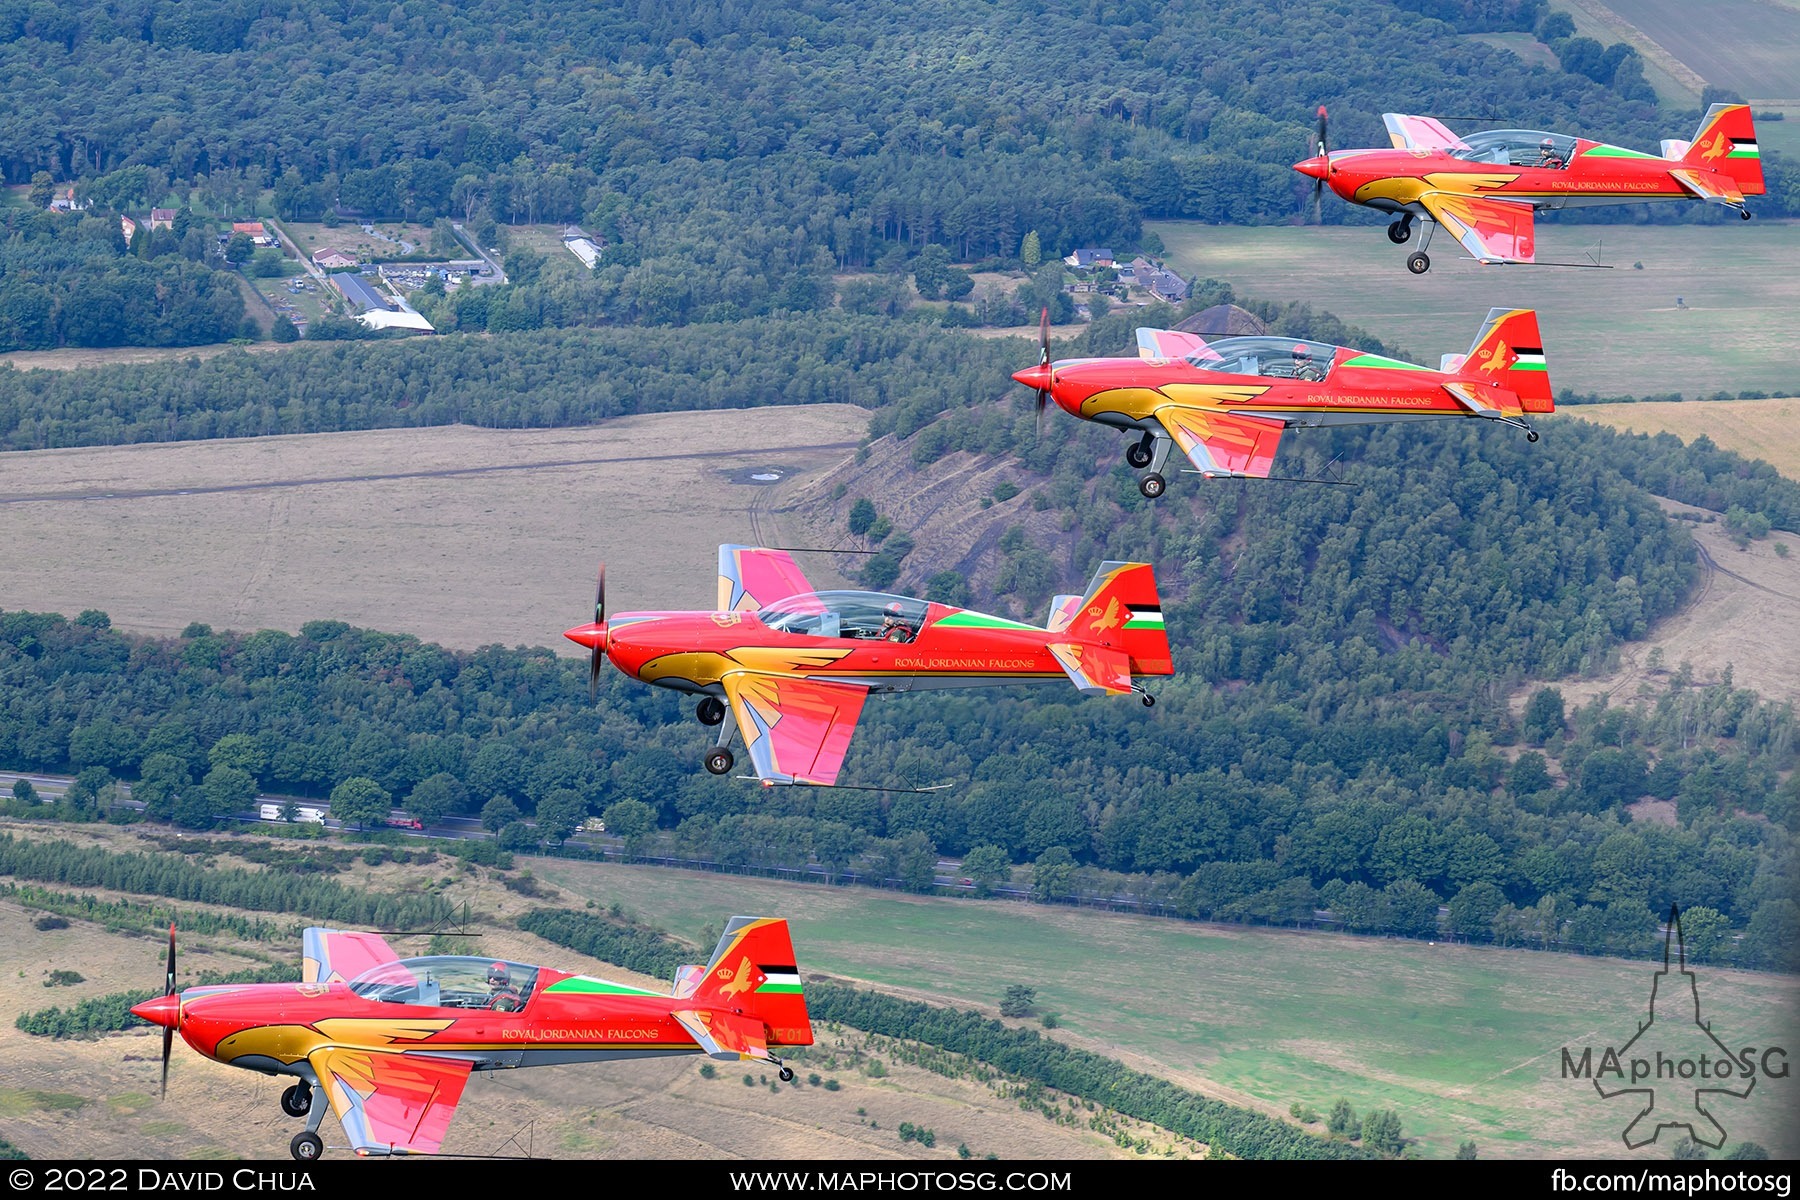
(1383, 113, 1471, 152)
(723, 672, 869, 785)
(1135, 328, 1211, 361)
(302, 929, 400, 985)
(1155, 409, 1285, 478)
(717, 545, 819, 613)
(1419, 192, 1536, 263)
(309, 1048, 471, 1156)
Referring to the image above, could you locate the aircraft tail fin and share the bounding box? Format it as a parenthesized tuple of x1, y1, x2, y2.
(1059, 561, 1171, 677)
(686, 916, 812, 1047)
(1682, 104, 1763, 196)
(1452, 308, 1552, 414)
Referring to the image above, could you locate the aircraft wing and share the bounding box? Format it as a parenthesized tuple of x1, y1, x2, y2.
(721, 671, 869, 785)
(307, 1046, 471, 1156)
(1383, 113, 1471, 153)
(1417, 192, 1536, 263)
(1669, 168, 1745, 208)
(1136, 327, 1212, 361)
(302, 928, 400, 985)
(1046, 642, 1132, 696)
(718, 544, 817, 613)
(671, 1008, 773, 1061)
(1154, 408, 1285, 479)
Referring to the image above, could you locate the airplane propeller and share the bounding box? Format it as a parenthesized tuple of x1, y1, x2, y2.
(1310, 105, 1329, 223)
(1007, 307, 1055, 436)
(159, 923, 176, 1097)
(588, 564, 607, 698)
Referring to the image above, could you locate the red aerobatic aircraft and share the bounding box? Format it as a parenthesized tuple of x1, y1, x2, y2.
(564, 545, 1172, 785)
(132, 918, 811, 1160)
(1013, 307, 1552, 497)
(1292, 104, 1764, 272)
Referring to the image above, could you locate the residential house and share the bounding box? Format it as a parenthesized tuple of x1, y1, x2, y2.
(565, 237, 601, 269)
(232, 221, 276, 247)
(1063, 248, 1115, 269)
(313, 248, 358, 270)
(149, 208, 176, 230)
(120, 216, 137, 244)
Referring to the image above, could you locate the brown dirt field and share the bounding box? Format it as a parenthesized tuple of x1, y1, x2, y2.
(1513, 497, 1800, 708)
(0, 342, 296, 372)
(1565, 398, 1800, 481)
(0, 824, 1190, 1161)
(0, 407, 870, 650)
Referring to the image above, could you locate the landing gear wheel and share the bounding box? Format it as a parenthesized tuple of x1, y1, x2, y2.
(1387, 219, 1412, 244)
(280, 1084, 311, 1117)
(778, 1067, 795, 1083)
(1138, 473, 1166, 500)
(1526, 429, 1540, 443)
(1406, 251, 1430, 275)
(1141, 693, 1156, 708)
(704, 747, 735, 776)
(1740, 208, 1753, 220)
(290, 1132, 323, 1162)
(696, 697, 726, 726)
(1125, 440, 1153, 469)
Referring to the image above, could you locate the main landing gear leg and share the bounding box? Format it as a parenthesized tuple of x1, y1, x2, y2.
(704, 703, 738, 775)
(1139, 434, 1174, 500)
(1407, 219, 1435, 274)
(290, 1087, 328, 1160)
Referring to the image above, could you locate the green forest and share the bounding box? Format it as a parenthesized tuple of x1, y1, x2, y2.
(0, 0, 1791, 347)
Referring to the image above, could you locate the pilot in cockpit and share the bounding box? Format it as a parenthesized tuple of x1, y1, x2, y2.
(1536, 137, 1565, 169)
(487, 962, 522, 1012)
(879, 602, 917, 643)
(1291, 344, 1325, 382)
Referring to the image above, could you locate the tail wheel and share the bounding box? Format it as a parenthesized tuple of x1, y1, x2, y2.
(704, 748, 735, 776)
(290, 1132, 323, 1161)
(778, 1066, 795, 1083)
(1526, 429, 1540, 443)
(1141, 693, 1156, 708)
(1138, 473, 1166, 500)
(1406, 252, 1430, 275)
(696, 697, 726, 726)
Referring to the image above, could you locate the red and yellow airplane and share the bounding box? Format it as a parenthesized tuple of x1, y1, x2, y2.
(563, 545, 1172, 785)
(1013, 307, 1551, 498)
(132, 918, 811, 1160)
(1293, 104, 1764, 272)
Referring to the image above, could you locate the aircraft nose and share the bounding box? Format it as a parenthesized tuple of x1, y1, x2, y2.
(1292, 155, 1328, 181)
(1012, 363, 1053, 391)
(564, 621, 609, 653)
(132, 994, 181, 1030)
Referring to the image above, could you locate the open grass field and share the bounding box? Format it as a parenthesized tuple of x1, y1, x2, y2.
(1550, 0, 1706, 104)
(1597, 0, 1800, 100)
(1566, 397, 1800, 479)
(1149, 222, 1799, 399)
(534, 857, 1800, 1160)
(0, 825, 1193, 1161)
(0, 406, 868, 649)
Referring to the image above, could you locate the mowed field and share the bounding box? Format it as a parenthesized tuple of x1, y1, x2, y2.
(1595, 0, 1800, 100)
(0, 407, 869, 649)
(1149, 222, 1799, 399)
(1566, 397, 1800, 480)
(535, 859, 1800, 1160)
(0, 826, 1193, 1162)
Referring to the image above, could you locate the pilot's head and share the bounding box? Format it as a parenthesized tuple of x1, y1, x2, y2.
(486, 962, 510, 989)
(1292, 344, 1309, 361)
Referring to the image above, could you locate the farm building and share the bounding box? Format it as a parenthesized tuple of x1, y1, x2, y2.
(333, 273, 391, 313)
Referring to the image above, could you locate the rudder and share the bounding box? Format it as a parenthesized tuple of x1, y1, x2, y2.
(1683, 104, 1763, 196)
(1061, 562, 1171, 677)
(1454, 308, 1552, 414)
(688, 916, 812, 1047)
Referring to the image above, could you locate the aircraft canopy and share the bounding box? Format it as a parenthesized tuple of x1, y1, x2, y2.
(1188, 336, 1338, 381)
(759, 590, 930, 640)
(1451, 130, 1578, 168)
(348, 956, 541, 1010)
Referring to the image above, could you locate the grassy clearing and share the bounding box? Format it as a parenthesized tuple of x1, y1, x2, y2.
(533, 857, 1800, 1159)
(0, 407, 868, 647)
(1565, 397, 1800, 479)
(1149, 221, 1799, 399)
(1549, 0, 1704, 103)
(1598, 0, 1800, 100)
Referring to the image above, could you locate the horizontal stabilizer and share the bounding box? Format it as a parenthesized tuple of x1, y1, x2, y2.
(672, 1009, 773, 1062)
(1047, 641, 1132, 696)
